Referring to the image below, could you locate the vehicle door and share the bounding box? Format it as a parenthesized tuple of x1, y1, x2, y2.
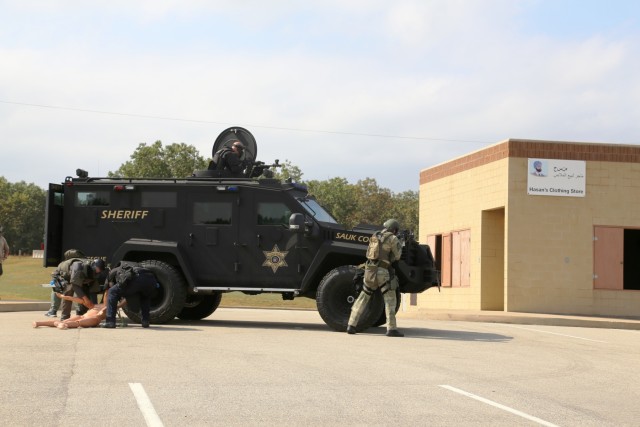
(184, 188, 240, 286)
(235, 191, 308, 290)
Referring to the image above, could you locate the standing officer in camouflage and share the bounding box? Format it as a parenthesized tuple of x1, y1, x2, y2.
(347, 219, 404, 337)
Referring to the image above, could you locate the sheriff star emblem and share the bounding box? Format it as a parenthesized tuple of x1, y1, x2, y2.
(262, 244, 289, 273)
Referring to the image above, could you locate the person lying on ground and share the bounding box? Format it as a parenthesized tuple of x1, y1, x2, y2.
(33, 290, 125, 330)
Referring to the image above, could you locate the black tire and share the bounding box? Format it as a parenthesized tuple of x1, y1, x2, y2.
(316, 265, 384, 332)
(123, 260, 187, 324)
(177, 293, 222, 320)
(372, 289, 402, 327)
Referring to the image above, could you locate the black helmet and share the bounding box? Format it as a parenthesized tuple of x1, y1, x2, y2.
(92, 258, 106, 271)
(383, 219, 400, 233)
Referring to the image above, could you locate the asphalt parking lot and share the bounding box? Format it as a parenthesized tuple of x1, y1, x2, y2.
(2, 307, 639, 426)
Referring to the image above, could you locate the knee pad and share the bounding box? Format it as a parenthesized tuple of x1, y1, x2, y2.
(362, 284, 375, 296)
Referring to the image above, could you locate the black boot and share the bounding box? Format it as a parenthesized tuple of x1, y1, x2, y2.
(386, 329, 404, 337)
(346, 325, 357, 335)
(101, 320, 116, 328)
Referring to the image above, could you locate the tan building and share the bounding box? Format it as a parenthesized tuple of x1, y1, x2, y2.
(414, 139, 640, 317)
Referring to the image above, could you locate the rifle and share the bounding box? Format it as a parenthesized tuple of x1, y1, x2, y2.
(398, 229, 415, 247)
(246, 159, 282, 178)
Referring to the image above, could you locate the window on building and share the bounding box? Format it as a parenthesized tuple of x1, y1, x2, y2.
(76, 191, 110, 207)
(429, 229, 470, 288)
(594, 226, 640, 290)
(257, 202, 291, 226)
(193, 202, 232, 225)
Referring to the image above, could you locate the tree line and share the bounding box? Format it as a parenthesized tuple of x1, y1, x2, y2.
(1, 141, 418, 252)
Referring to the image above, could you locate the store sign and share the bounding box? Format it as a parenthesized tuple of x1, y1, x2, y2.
(527, 159, 586, 197)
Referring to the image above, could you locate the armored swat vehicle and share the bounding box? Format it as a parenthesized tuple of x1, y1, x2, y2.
(44, 127, 439, 331)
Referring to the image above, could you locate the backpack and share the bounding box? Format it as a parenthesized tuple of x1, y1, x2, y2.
(114, 261, 138, 289)
(366, 231, 389, 260)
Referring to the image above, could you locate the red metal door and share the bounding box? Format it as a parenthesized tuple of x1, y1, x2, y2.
(593, 226, 623, 290)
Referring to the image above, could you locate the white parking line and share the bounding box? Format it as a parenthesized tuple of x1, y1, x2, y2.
(499, 324, 608, 343)
(129, 382, 165, 427)
(439, 385, 559, 427)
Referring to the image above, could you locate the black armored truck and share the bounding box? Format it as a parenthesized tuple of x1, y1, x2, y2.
(44, 127, 439, 331)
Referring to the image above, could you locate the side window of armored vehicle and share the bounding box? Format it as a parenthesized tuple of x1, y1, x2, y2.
(193, 202, 232, 225)
(54, 192, 64, 206)
(257, 202, 291, 226)
(76, 191, 110, 207)
(141, 192, 177, 208)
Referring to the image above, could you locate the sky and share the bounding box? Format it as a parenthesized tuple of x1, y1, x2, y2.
(1, 0, 640, 193)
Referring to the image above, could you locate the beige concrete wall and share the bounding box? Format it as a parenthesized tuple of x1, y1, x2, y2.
(507, 158, 640, 316)
(415, 158, 509, 311)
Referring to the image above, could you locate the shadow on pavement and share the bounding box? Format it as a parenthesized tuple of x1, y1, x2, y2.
(403, 327, 512, 342)
(165, 319, 513, 342)
(170, 318, 330, 332)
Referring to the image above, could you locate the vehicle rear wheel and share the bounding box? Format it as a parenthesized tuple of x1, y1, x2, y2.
(123, 260, 187, 324)
(316, 265, 384, 332)
(372, 289, 402, 327)
(177, 293, 222, 320)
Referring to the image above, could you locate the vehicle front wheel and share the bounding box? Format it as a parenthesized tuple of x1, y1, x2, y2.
(316, 265, 384, 332)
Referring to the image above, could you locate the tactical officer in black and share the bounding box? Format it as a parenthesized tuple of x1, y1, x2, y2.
(208, 140, 247, 176)
(103, 262, 159, 328)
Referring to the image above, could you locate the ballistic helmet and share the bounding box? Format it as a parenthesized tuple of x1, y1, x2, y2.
(92, 258, 106, 271)
(383, 219, 400, 233)
(64, 249, 85, 260)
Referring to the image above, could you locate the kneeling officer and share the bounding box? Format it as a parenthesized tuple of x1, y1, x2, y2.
(103, 262, 159, 328)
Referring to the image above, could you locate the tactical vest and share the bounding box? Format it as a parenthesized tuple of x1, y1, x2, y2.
(56, 258, 86, 281)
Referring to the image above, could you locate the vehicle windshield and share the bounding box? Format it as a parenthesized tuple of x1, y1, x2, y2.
(297, 198, 338, 224)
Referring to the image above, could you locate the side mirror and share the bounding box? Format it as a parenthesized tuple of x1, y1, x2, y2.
(289, 213, 305, 233)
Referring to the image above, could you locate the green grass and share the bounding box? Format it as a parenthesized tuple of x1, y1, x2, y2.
(0, 256, 54, 301)
(0, 256, 316, 309)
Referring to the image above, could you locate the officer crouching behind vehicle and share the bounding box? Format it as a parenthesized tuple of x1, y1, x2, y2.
(347, 219, 404, 337)
(103, 262, 159, 329)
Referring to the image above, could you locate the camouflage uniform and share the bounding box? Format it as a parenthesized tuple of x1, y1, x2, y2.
(45, 249, 86, 317)
(348, 228, 402, 333)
